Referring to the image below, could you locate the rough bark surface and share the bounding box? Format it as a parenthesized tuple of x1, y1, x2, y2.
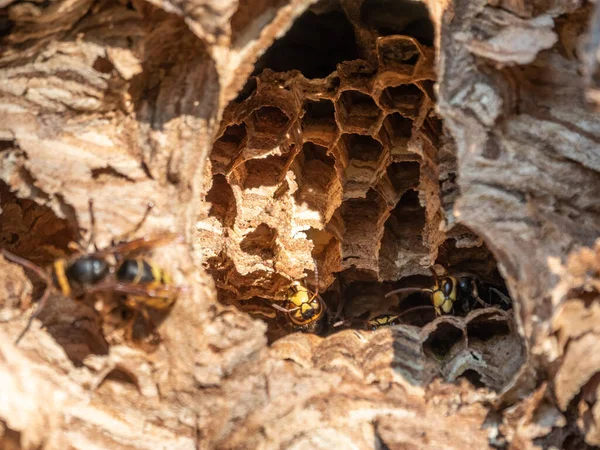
(0, 0, 598, 449)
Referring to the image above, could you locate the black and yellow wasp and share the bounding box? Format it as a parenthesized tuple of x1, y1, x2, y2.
(268, 260, 326, 333)
(1, 201, 183, 344)
(385, 267, 511, 316)
(332, 304, 435, 331)
(270, 281, 326, 332)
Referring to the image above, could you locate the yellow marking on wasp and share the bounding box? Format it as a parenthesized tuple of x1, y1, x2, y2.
(368, 315, 400, 329)
(132, 259, 144, 284)
(53, 259, 71, 297)
(284, 282, 323, 327)
(432, 290, 446, 308)
(135, 260, 177, 310)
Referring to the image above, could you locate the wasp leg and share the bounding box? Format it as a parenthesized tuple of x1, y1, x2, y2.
(270, 303, 301, 313)
(15, 284, 51, 344)
(1, 249, 51, 285)
(333, 294, 347, 322)
(470, 280, 489, 308)
(332, 319, 347, 328)
(123, 309, 139, 342)
(489, 287, 512, 309)
(112, 201, 155, 246)
(1, 249, 54, 344)
(139, 307, 159, 338)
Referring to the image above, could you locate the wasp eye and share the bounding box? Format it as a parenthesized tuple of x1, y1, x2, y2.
(442, 279, 454, 296)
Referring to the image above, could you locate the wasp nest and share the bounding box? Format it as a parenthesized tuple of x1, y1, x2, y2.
(3, 0, 599, 447)
(198, 1, 524, 392)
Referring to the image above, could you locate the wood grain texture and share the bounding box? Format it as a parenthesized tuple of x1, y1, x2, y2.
(0, 0, 598, 448)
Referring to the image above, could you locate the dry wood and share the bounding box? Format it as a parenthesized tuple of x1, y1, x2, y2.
(0, 0, 599, 448)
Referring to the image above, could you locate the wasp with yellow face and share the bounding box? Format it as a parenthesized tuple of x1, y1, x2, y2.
(267, 258, 326, 332)
(270, 281, 326, 332)
(385, 268, 488, 316)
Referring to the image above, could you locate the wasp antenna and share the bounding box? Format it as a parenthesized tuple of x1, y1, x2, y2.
(429, 266, 439, 282)
(86, 198, 98, 251)
(116, 202, 156, 244)
(15, 284, 51, 345)
(384, 287, 433, 299)
(270, 303, 300, 313)
(311, 258, 319, 300)
(396, 305, 435, 320)
(1, 249, 51, 284)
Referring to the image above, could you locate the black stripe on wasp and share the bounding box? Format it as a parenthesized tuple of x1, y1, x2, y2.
(384, 267, 512, 318)
(332, 306, 436, 331)
(236, 259, 326, 335)
(1, 200, 184, 345)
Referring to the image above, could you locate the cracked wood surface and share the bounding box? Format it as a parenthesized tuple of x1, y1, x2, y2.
(0, 0, 599, 449)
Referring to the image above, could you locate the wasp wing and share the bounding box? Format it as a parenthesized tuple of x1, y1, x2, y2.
(384, 287, 433, 298)
(87, 281, 183, 309)
(90, 233, 184, 258)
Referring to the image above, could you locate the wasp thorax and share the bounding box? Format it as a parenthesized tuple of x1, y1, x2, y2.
(66, 257, 110, 285)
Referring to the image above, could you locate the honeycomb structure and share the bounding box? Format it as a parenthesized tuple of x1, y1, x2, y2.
(203, 35, 439, 297)
(270, 307, 523, 392)
(199, 5, 524, 391)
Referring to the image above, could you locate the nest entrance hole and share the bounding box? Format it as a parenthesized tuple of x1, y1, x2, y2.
(249, 1, 358, 79)
(204, 0, 524, 392)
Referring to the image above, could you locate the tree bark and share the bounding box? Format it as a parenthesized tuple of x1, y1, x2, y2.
(0, 0, 599, 449)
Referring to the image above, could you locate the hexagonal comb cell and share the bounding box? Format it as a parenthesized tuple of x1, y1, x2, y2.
(342, 133, 384, 162)
(379, 189, 428, 280)
(387, 162, 420, 195)
(466, 312, 510, 342)
(211, 124, 247, 174)
(379, 84, 424, 118)
(240, 224, 278, 259)
(245, 106, 291, 149)
(336, 90, 383, 133)
(294, 142, 340, 226)
(204, 0, 523, 395)
(423, 322, 465, 360)
(241, 154, 289, 189)
(376, 35, 423, 67)
(341, 190, 388, 272)
(207, 174, 236, 228)
(381, 113, 414, 158)
(302, 99, 337, 147)
(361, 0, 434, 45)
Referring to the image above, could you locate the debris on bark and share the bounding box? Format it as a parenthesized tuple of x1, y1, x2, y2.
(0, 0, 599, 448)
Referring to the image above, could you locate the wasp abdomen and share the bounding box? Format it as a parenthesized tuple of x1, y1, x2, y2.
(66, 257, 110, 285)
(117, 259, 155, 284)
